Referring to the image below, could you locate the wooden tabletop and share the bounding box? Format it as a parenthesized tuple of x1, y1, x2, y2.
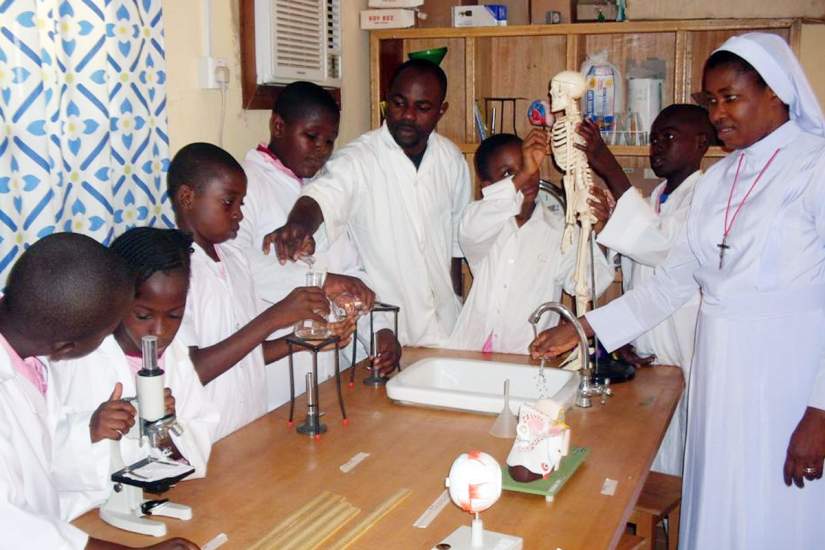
(74, 347, 683, 550)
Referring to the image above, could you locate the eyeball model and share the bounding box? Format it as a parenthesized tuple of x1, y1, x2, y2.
(445, 451, 502, 514)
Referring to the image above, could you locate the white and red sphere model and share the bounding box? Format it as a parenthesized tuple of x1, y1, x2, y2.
(445, 451, 503, 514)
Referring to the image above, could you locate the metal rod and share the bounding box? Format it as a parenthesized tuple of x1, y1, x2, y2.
(288, 341, 295, 423)
(349, 326, 358, 385)
(589, 229, 600, 377)
(334, 342, 346, 419)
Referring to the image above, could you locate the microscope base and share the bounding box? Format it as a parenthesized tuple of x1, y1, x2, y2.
(100, 508, 167, 538)
(100, 483, 191, 537)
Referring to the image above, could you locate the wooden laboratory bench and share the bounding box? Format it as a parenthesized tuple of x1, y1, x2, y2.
(74, 347, 683, 549)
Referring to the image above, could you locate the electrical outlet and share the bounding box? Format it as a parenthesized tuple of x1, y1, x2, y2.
(643, 168, 657, 179)
(198, 56, 228, 89)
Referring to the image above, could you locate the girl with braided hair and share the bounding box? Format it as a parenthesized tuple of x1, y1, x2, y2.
(49, 227, 219, 521)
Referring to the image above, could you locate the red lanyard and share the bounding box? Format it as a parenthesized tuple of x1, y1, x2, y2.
(722, 149, 780, 241)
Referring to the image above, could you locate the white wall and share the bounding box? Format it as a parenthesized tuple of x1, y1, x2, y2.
(162, 0, 370, 161)
(801, 24, 825, 109)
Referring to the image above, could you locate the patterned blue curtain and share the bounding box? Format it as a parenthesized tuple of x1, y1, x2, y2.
(0, 0, 172, 283)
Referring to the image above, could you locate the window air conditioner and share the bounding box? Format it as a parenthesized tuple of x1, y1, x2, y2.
(254, 0, 342, 88)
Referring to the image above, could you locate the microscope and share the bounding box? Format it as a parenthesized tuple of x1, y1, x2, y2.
(99, 335, 194, 537)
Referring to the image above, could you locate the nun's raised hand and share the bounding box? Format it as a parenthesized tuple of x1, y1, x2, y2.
(783, 406, 825, 488)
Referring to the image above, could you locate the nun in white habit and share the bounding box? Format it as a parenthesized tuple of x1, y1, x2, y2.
(531, 33, 825, 549)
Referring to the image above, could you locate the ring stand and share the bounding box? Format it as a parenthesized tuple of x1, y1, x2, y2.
(350, 301, 401, 387)
(287, 334, 346, 436)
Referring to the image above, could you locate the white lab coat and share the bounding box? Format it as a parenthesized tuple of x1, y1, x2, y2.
(596, 171, 701, 475)
(586, 121, 825, 549)
(48, 335, 219, 520)
(0, 343, 88, 549)
(179, 243, 267, 441)
(234, 148, 384, 410)
(448, 178, 613, 354)
(301, 122, 472, 347)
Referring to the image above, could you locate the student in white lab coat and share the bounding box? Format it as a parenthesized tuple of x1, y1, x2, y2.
(263, 59, 472, 347)
(448, 131, 613, 353)
(49, 228, 219, 520)
(233, 81, 399, 408)
(169, 143, 354, 440)
(0, 233, 197, 549)
(532, 33, 825, 549)
(576, 104, 715, 475)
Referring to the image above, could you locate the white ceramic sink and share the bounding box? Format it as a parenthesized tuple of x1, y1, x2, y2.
(386, 357, 579, 415)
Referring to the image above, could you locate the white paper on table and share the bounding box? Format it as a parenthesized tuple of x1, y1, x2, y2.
(600, 478, 618, 496)
(339, 452, 370, 473)
(203, 533, 228, 550)
(413, 490, 450, 528)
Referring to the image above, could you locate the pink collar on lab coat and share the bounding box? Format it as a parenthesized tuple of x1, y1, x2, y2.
(256, 145, 300, 183)
(0, 331, 47, 396)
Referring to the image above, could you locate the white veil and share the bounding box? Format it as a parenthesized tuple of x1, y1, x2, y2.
(715, 32, 825, 138)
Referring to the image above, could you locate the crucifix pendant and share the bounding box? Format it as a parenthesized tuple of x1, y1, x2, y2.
(717, 237, 730, 270)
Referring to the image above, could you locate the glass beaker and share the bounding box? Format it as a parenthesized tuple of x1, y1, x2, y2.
(293, 270, 331, 340)
(624, 112, 644, 146)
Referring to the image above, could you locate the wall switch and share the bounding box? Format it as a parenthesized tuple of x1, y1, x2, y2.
(198, 56, 228, 89)
(643, 168, 657, 179)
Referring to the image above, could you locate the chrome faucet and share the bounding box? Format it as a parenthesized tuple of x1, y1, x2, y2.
(528, 301, 611, 408)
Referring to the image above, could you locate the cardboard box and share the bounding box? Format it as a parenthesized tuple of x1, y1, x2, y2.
(490, 1, 528, 25)
(418, 0, 477, 28)
(360, 9, 417, 29)
(576, 1, 617, 21)
(530, 0, 574, 24)
(453, 5, 507, 27)
(368, 0, 423, 7)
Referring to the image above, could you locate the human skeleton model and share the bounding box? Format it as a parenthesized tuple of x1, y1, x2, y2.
(549, 70, 597, 316)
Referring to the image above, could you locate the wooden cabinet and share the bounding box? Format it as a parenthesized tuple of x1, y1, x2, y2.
(369, 19, 803, 195)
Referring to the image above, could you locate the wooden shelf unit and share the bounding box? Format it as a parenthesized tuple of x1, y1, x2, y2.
(369, 18, 801, 195)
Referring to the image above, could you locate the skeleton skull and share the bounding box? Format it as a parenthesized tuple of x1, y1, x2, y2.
(549, 70, 587, 113)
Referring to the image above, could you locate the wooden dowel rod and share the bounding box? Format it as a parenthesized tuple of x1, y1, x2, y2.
(281, 501, 360, 550)
(248, 492, 342, 550)
(329, 488, 412, 549)
(265, 494, 346, 547)
(301, 504, 361, 549)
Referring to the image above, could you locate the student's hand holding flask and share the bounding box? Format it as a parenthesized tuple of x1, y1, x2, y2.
(270, 286, 330, 329)
(323, 273, 376, 312)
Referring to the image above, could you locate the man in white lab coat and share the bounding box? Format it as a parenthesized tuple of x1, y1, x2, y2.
(448, 131, 614, 353)
(263, 59, 472, 348)
(233, 81, 398, 408)
(0, 233, 197, 550)
(576, 104, 714, 475)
